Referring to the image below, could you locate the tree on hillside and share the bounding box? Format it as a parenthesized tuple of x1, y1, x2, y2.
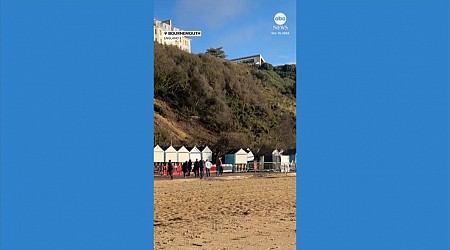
(205, 47, 227, 59)
(274, 112, 296, 149)
(212, 132, 249, 156)
(259, 62, 274, 71)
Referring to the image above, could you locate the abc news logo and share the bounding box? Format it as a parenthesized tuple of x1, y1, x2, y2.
(273, 12, 288, 30)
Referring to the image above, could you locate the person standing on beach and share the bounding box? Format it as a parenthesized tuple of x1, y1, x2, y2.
(167, 160, 174, 180)
(216, 156, 222, 176)
(193, 159, 199, 178)
(187, 159, 192, 176)
(205, 159, 212, 177)
(182, 161, 188, 178)
(199, 159, 205, 179)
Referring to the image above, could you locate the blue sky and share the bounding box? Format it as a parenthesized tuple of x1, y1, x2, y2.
(154, 0, 296, 66)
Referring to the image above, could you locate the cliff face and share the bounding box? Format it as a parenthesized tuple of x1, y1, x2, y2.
(154, 42, 296, 154)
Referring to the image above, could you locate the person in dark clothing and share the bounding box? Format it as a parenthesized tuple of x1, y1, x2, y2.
(216, 156, 223, 176)
(187, 159, 192, 176)
(193, 159, 199, 178)
(182, 161, 188, 178)
(167, 160, 174, 180)
(199, 159, 205, 179)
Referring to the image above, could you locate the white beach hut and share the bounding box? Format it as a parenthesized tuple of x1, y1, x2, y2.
(154, 145, 165, 163)
(186, 146, 202, 161)
(163, 145, 177, 163)
(198, 146, 213, 161)
(245, 148, 254, 162)
(224, 148, 248, 165)
(175, 146, 190, 163)
(279, 150, 290, 165)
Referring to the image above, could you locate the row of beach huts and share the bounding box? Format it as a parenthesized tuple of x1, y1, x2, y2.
(154, 145, 296, 171)
(154, 145, 214, 164)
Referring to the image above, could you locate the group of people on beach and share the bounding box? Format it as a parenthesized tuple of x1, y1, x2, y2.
(165, 157, 223, 180)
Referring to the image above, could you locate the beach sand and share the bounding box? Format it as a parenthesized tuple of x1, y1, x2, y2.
(154, 173, 296, 250)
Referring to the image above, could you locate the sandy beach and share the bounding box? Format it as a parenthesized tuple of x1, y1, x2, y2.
(154, 173, 296, 249)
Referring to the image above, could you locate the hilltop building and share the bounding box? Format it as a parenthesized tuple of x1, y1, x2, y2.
(229, 54, 266, 65)
(154, 18, 192, 53)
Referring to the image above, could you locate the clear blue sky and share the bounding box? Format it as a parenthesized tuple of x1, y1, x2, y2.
(154, 0, 296, 66)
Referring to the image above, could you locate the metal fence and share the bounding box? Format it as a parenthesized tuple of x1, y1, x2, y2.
(249, 162, 296, 172)
(154, 162, 296, 176)
(228, 162, 296, 173)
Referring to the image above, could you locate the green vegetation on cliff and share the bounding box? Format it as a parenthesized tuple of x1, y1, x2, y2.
(154, 42, 296, 155)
